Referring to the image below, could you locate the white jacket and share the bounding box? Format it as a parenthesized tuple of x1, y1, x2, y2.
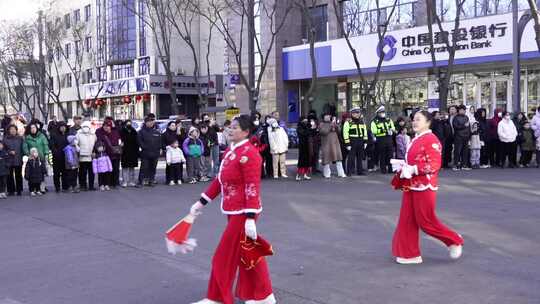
(267, 126, 289, 154)
(76, 128, 97, 162)
(166, 146, 186, 164)
(531, 111, 540, 138)
(497, 119, 518, 143)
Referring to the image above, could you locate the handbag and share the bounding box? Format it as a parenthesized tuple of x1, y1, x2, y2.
(103, 134, 123, 155)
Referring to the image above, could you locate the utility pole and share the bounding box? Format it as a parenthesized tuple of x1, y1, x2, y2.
(247, 0, 256, 114)
(512, 0, 521, 114)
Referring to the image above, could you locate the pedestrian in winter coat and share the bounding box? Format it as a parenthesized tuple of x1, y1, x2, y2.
(166, 140, 186, 185)
(451, 105, 472, 170)
(183, 127, 204, 184)
(92, 141, 113, 191)
(259, 116, 274, 178)
(296, 117, 316, 180)
(23, 123, 49, 160)
(48, 121, 69, 192)
(76, 121, 97, 191)
(96, 121, 122, 188)
(68, 116, 83, 136)
(0, 142, 9, 199)
(202, 117, 220, 177)
(25, 148, 47, 196)
(518, 121, 535, 167)
(497, 111, 518, 168)
(469, 122, 483, 168)
(396, 127, 410, 160)
(487, 109, 503, 166)
(267, 118, 289, 179)
(162, 121, 181, 184)
(119, 120, 139, 187)
(199, 124, 213, 181)
(137, 116, 162, 187)
(63, 135, 80, 192)
(308, 111, 321, 174)
(475, 108, 489, 167)
(531, 107, 540, 138)
(3, 125, 24, 196)
(319, 114, 346, 178)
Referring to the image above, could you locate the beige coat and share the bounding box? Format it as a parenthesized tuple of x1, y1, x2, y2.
(319, 121, 342, 165)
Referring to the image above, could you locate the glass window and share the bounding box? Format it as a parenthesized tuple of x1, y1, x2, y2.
(75, 40, 81, 56)
(66, 73, 72, 87)
(107, 0, 137, 62)
(139, 57, 150, 75)
(65, 43, 71, 59)
(66, 101, 73, 119)
(138, 0, 146, 56)
(111, 63, 134, 80)
(85, 36, 92, 52)
(98, 66, 107, 81)
(64, 13, 71, 29)
(74, 9, 81, 23)
(304, 5, 328, 42)
(342, 0, 416, 37)
(86, 69, 93, 83)
(85, 4, 92, 22)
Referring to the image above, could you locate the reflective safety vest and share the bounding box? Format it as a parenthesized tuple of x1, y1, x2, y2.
(370, 118, 395, 137)
(343, 120, 368, 144)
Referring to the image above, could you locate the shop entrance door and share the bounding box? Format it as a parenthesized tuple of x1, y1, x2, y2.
(463, 75, 510, 118)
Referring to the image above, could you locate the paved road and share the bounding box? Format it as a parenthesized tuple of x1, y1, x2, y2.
(0, 168, 539, 304)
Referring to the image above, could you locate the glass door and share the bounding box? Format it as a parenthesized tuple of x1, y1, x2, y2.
(480, 81, 493, 117)
(495, 80, 509, 112)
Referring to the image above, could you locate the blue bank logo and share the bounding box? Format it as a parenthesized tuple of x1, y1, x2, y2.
(377, 35, 398, 61)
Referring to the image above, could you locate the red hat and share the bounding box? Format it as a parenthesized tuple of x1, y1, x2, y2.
(240, 235, 274, 270)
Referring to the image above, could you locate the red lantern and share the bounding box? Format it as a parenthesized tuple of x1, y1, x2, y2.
(143, 93, 151, 102)
(123, 96, 131, 104)
(84, 99, 91, 106)
(135, 95, 142, 102)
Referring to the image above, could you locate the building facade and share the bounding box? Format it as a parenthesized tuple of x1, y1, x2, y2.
(239, 0, 540, 122)
(45, 0, 225, 121)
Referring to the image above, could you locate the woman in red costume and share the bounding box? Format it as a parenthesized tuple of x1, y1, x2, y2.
(189, 115, 276, 304)
(391, 110, 464, 264)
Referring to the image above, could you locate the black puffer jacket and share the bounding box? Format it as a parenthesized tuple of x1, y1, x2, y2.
(25, 158, 47, 183)
(0, 150, 9, 176)
(49, 130, 68, 159)
(452, 114, 471, 139)
(3, 134, 23, 167)
(138, 125, 162, 159)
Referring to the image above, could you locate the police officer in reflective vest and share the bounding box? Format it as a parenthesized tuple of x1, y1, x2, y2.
(370, 106, 396, 174)
(343, 107, 368, 176)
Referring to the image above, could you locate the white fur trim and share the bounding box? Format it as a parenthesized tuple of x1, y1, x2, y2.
(409, 185, 439, 191)
(221, 208, 263, 215)
(245, 293, 276, 304)
(190, 299, 222, 304)
(165, 237, 197, 255)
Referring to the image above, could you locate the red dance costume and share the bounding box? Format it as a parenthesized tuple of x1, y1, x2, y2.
(201, 139, 274, 304)
(391, 131, 463, 259)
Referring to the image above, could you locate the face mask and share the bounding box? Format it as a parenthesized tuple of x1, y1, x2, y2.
(82, 126, 90, 132)
(379, 113, 386, 118)
(498, 112, 503, 118)
(254, 120, 260, 126)
(271, 122, 278, 128)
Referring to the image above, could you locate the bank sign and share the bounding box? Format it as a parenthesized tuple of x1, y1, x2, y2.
(283, 11, 540, 80)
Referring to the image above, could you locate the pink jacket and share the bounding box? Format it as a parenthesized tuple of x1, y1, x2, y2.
(92, 154, 112, 174)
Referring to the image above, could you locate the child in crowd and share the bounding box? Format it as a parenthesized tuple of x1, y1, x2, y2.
(518, 121, 536, 167)
(267, 118, 289, 179)
(469, 121, 483, 169)
(0, 142, 8, 199)
(25, 147, 47, 196)
(92, 141, 113, 191)
(395, 127, 410, 160)
(166, 140, 186, 185)
(183, 127, 204, 184)
(199, 124, 212, 181)
(64, 135, 80, 193)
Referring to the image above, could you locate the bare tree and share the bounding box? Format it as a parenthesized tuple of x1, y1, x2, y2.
(425, 0, 466, 111)
(199, 0, 292, 113)
(332, 0, 399, 113)
(527, 0, 540, 52)
(295, 0, 319, 113)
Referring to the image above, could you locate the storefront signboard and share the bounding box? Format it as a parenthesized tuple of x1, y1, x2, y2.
(283, 11, 540, 80)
